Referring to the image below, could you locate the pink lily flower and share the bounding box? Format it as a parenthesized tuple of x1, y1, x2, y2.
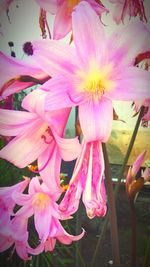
(35, 0, 108, 39)
(59, 140, 107, 219)
(0, 51, 49, 100)
(0, 215, 31, 260)
(28, 217, 85, 255)
(12, 177, 83, 245)
(108, 0, 147, 24)
(0, 177, 29, 218)
(0, 89, 81, 191)
(27, 1, 150, 144)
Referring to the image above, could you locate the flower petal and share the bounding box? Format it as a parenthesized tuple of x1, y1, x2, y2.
(72, 1, 106, 65)
(53, 1, 72, 39)
(34, 206, 52, 242)
(54, 130, 81, 161)
(0, 52, 48, 99)
(79, 97, 113, 142)
(44, 76, 85, 111)
(31, 39, 78, 76)
(109, 22, 150, 66)
(0, 109, 38, 136)
(21, 89, 47, 119)
(0, 123, 48, 168)
(107, 67, 150, 101)
(38, 145, 62, 198)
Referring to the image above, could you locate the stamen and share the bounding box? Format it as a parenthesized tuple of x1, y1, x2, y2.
(23, 42, 33, 56)
(41, 127, 53, 144)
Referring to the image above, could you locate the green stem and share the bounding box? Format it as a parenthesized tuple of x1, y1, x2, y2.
(102, 143, 121, 267)
(90, 106, 145, 266)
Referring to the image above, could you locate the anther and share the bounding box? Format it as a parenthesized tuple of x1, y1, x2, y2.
(23, 42, 33, 56)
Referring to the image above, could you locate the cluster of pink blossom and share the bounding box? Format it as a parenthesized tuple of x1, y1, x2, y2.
(0, 0, 150, 261)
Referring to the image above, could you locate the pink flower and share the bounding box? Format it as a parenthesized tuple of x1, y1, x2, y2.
(35, 0, 108, 39)
(59, 140, 107, 218)
(0, 89, 81, 191)
(28, 2, 150, 143)
(28, 217, 85, 254)
(0, 215, 31, 260)
(0, 51, 49, 100)
(12, 177, 83, 245)
(108, 0, 147, 24)
(13, 177, 60, 242)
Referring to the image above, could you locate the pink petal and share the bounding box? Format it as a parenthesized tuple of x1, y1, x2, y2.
(54, 130, 81, 161)
(0, 123, 48, 168)
(79, 97, 113, 142)
(45, 106, 71, 136)
(21, 89, 47, 119)
(109, 22, 150, 66)
(28, 177, 42, 195)
(53, 1, 72, 39)
(132, 150, 146, 177)
(72, 1, 106, 65)
(12, 191, 32, 206)
(28, 242, 44, 255)
(0, 235, 13, 252)
(34, 207, 52, 242)
(38, 145, 62, 198)
(16, 241, 31, 260)
(107, 67, 150, 101)
(0, 52, 48, 99)
(0, 108, 38, 136)
(31, 40, 78, 76)
(45, 237, 56, 252)
(44, 76, 85, 111)
(15, 205, 34, 218)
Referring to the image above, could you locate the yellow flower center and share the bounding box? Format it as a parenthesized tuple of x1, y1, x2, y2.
(77, 60, 115, 98)
(32, 192, 50, 210)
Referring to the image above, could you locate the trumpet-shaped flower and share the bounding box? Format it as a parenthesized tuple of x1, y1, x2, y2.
(0, 89, 81, 192)
(35, 0, 108, 39)
(59, 140, 107, 218)
(108, 0, 147, 24)
(28, 217, 85, 254)
(28, 1, 150, 143)
(12, 177, 81, 243)
(0, 52, 49, 99)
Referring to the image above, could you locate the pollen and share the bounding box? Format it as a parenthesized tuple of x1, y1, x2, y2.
(77, 60, 115, 98)
(32, 192, 50, 210)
